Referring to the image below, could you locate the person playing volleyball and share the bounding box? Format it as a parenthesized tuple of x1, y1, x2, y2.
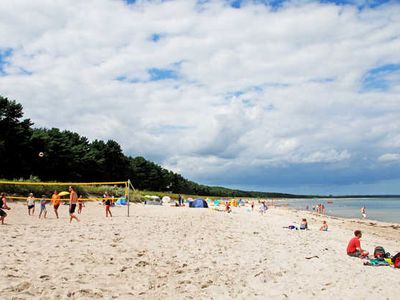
(104, 191, 112, 218)
(51, 190, 61, 219)
(68, 186, 80, 223)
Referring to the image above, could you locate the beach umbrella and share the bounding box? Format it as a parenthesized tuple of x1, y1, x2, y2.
(162, 196, 171, 203)
(58, 191, 70, 196)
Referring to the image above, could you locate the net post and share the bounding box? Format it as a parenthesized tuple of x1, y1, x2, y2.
(127, 180, 130, 217)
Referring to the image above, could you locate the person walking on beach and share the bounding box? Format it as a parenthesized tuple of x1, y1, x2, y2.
(38, 195, 47, 219)
(361, 206, 367, 219)
(51, 191, 61, 219)
(0, 193, 11, 225)
(104, 192, 113, 218)
(27, 193, 35, 215)
(347, 230, 369, 258)
(69, 186, 80, 223)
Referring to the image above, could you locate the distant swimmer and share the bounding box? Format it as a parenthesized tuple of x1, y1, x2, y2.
(360, 206, 367, 219)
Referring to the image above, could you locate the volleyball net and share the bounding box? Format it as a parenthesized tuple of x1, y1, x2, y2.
(0, 179, 135, 216)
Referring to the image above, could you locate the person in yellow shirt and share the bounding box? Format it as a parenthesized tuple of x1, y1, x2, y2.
(51, 191, 61, 219)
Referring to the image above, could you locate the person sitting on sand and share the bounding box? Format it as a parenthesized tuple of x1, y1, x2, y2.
(300, 218, 308, 230)
(38, 195, 47, 219)
(347, 230, 369, 258)
(51, 191, 61, 219)
(27, 193, 35, 216)
(1, 192, 11, 225)
(320, 220, 328, 231)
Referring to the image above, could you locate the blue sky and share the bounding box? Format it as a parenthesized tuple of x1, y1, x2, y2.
(0, 0, 400, 195)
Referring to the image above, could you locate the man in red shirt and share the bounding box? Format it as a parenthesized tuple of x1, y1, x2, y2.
(347, 230, 369, 257)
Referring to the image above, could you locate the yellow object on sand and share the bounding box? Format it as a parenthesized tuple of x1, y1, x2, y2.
(385, 258, 393, 265)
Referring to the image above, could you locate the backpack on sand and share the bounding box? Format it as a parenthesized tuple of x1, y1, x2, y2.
(374, 246, 386, 259)
(392, 252, 400, 268)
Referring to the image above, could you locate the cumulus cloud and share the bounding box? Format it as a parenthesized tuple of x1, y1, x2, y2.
(0, 0, 400, 193)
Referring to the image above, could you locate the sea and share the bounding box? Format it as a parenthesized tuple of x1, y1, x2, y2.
(281, 198, 400, 224)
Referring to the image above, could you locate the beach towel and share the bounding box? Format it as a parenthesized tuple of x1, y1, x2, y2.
(363, 258, 390, 266)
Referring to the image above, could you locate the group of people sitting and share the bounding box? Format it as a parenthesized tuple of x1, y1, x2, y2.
(285, 218, 329, 231)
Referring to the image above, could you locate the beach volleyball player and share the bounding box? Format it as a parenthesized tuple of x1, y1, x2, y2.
(68, 186, 80, 223)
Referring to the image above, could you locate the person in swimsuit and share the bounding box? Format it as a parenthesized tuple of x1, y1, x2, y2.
(300, 218, 308, 230)
(1, 192, 11, 225)
(69, 186, 80, 223)
(38, 195, 47, 219)
(104, 192, 112, 218)
(51, 191, 61, 219)
(27, 193, 35, 215)
(320, 220, 328, 231)
(77, 195, 84, 214)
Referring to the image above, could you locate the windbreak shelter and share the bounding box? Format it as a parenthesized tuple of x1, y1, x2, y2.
(189, 198, 208, 208)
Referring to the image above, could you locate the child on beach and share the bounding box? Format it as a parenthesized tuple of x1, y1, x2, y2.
(104, 193, 112, 218)
(225, 201, 231, 213)
(320, 220, 328, 231)
(300, 218, 308, 230)
(1, 193, 11, 225)
(27, 193, 35, 215)
(39, 195, 47, 219)
(347, 230, 369, 258)
(77, 195, 84, 214)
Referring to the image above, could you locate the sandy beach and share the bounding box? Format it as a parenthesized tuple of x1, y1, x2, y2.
(1, 201, 399, 299)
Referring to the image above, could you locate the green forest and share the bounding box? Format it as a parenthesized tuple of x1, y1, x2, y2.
(0, 96, 299, 198)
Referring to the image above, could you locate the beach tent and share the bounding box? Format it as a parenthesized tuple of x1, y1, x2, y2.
(162, 196, 171, 204)
(189, 198, 208, 208)
(144, 195, 162, 205)
(115, 196, 127, 206)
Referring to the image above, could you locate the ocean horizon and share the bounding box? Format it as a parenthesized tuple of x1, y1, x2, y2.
(283, 197, 400, 224)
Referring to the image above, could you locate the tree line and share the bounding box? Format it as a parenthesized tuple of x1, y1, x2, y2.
(0, 96, 299, 198)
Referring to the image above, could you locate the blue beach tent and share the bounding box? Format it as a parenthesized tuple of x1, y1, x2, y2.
(189, 198, 208, 208)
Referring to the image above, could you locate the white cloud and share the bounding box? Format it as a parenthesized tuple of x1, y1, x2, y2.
(1, 0, 400, 191)
(378, 153, 400, 162)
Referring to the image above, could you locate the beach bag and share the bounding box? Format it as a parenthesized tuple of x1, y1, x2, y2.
(392, 252, 400, 268)
(374, 246, 386, 258)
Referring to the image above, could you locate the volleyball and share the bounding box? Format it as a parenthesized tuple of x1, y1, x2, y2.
(38, 152, 44, 157)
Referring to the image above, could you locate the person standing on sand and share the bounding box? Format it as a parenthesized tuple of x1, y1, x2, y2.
(1, 192, 11, 225)
(104, 192, 112, 218)
(68, 186, 80, 223)
(347, 230, 369, 258)
(51, 191, 61, 219)
(77, 195, 84, 214)
(361, 206, 367, 219)
(27, 193, 35, 215)
(38, 195, 47, 219)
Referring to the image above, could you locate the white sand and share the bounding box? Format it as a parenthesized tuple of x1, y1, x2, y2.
(1, 201, 399, 299)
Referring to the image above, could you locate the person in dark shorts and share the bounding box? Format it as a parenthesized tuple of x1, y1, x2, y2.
(1, 193, 11, 225)
(347, 230, 369, 258)
(68, 186, 80, 223)
(27, 193, 35, 215)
